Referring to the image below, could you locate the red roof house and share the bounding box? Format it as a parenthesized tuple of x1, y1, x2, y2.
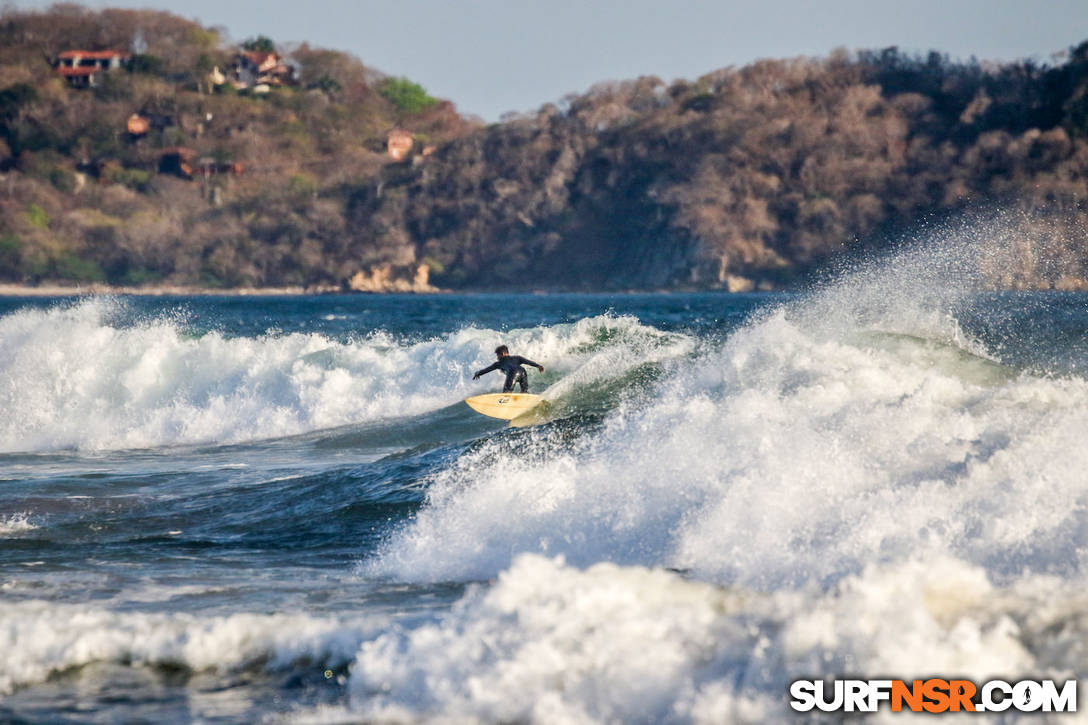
(55, 50, 130, 88)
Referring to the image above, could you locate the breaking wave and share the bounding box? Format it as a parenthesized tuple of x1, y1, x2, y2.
(0, 599, 381, 696)
(341, 218, 1088, 721)
(0, 299, 689, 453)
(334, 554, 1084, 724)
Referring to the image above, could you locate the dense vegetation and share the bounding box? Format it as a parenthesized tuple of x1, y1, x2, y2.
(0, 4, 472, 288)
(2, 5, 1088, 291)
(357, 46, 1088, 291)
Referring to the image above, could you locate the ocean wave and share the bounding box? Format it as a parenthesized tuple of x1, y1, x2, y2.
(368, 301, 1088, 587)
(369, 228, 1088, 588)
(0, 300, 688, 452)
(328, 554, 1080, 723)
(7, 557, 1074, 721)
(0, 599, 382, 696)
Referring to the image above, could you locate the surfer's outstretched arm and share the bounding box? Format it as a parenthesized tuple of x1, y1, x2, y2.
(515, 356, 544, 372)
(473, 362, 499, 380)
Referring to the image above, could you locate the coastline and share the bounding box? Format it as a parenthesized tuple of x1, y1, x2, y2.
(0, 283, 770, 297)
(3, 282, 1085, 297)
(0, 283, 385, 297)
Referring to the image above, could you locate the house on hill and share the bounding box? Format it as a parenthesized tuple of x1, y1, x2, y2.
(55, 50, 130, 88)
(159, 147, 243, 179)
(387, 129, 413, 160)
(127, 112, 174, 138)
(159, 147, 195, 177)
(227, 51, 295, 90)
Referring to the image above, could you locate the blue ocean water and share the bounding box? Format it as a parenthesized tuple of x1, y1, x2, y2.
(1, 277, 1087, 721)
(0, 292, 765, 721)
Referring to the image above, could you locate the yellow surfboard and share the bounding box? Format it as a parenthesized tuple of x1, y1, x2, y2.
(464, 393, 544, 421)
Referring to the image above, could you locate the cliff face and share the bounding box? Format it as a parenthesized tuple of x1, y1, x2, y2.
(354, 47, 1088, 291)
(349, 100, 702, 290)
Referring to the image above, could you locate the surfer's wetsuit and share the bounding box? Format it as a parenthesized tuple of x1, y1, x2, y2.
(473, 355, 542, 393)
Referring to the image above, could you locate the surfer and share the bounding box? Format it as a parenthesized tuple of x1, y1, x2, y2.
(473, 345, 545, 393)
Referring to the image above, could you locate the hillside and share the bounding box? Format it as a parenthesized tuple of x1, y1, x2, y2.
(354, 46, 1088, 291)
(0, 5, 475, 290)
(2, 5, 1088, 292)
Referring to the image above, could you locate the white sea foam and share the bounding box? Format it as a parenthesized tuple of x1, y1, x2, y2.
(0, 599, 382, 695)
(336, 554, 1084, 724)
(370, 220, 1088, 587)
(351, 219, 1088, 722)
(368, 303, 1088, 586)
(0, 512, 36, 535)
(0, 300, 685, 452)
(11, 557, 1078, 723)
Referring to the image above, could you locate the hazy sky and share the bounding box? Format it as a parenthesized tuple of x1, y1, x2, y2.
(18, 0, 1088, 120)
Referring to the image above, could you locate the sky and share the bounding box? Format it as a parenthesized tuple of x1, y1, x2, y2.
(16, 0, 1088, 120)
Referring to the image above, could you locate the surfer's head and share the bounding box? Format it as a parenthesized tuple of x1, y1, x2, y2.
(495, 345, 509, 358)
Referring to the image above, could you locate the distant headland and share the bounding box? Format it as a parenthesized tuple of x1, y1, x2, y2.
(2, 5, 1087, 294)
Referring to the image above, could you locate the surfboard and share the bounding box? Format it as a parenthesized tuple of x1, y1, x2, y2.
(464, 393, 544, 421)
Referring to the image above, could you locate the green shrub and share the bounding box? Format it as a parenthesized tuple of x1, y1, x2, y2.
(378, 77, 437, 116)
(200, 268, 226, 288)
(49, 167, 76, 193)
(25, 204, 49, 229)
(76, 118, 126, 158)
(109, 168, 153, 193)
(20, 149, 66, 180)
(188, 26, 221, 52)
(122, 267, 163, 286)
(22, 252, 50, 280)
(0, 83, 37, 123)
(53, 254, 105, 282)
(195, 52, 217, 74)
(129, 54, 166, 76)
(161, 127, 187, 147)
(0, 234, 21, 276)
(315, 74, 342, 95)
(289, 172, 318, 197)
(420, 255, 445, 274)
(242, 35, 276, 53)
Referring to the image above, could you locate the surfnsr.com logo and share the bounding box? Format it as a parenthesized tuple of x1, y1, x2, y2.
(789, 679, 1077, 713)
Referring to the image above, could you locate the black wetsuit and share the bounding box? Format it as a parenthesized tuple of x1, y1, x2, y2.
(474, 355, 541, 393)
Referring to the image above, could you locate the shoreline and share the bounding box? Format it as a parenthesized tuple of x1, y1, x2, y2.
(3, 283, 1082, 298)
(0, 283, 395, 297)
(0, 283, 773, 297)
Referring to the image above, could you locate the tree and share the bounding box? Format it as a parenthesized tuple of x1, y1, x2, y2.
(0, 83, 38, 155)
(379, 76, 437, 116)
(242, 35, 276, 53)
(128, 54, 166, 76)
